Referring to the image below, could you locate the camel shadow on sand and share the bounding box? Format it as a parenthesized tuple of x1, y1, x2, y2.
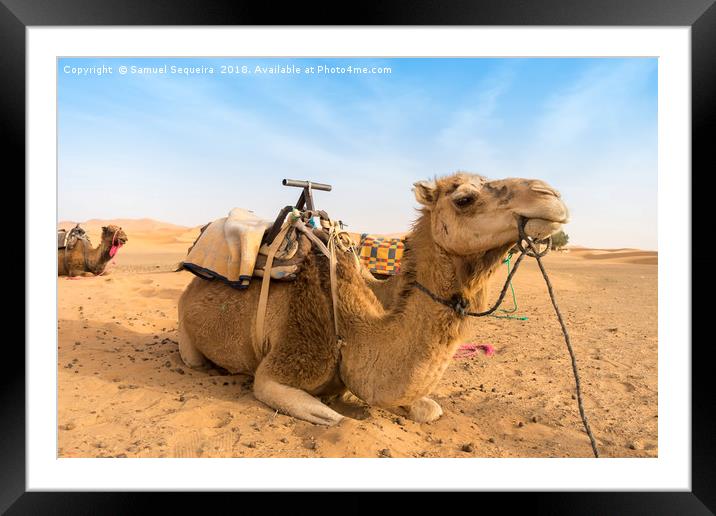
(57, 317, 372, 420)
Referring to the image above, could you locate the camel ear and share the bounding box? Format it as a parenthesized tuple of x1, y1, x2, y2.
(101, 226, 108, 232)
(413, 180, 437, 207)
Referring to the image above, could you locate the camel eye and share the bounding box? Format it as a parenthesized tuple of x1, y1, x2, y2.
(453, 195, 475, 208)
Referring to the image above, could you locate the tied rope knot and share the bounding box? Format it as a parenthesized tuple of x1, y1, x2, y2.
(451, 295, 469, 316)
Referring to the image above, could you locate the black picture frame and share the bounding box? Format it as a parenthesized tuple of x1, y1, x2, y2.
(7, 0, 711, 512)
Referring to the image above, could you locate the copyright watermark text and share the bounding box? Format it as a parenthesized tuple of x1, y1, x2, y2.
(62, 63, 392, 77)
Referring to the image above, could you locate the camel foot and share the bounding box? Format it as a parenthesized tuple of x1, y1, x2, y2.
(69, 271, 94, 277)
(406, 397, 443, 423)
(254, 372, 344, 426)
(178, 324, 208, 369)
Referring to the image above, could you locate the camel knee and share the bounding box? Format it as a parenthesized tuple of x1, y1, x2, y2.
(406, 397, 443, 423)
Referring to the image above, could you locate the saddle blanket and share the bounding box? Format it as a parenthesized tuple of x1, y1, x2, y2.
(182, 208, 273, 289)
(358, 233, 406, 276)
(181, 207, 307, 289)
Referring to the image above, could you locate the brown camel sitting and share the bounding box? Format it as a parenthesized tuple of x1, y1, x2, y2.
(177, 172, 568, 425)
(58, 225, 128, 277)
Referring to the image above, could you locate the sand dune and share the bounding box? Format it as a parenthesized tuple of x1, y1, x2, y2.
(59, 218, 202, 255)
(61, 218, 191, 233)
(567, 247, 657, 265)
(60, 219, 658, 265)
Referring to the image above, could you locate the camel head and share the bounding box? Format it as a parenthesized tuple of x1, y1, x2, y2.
(413, 172, 568, 256)
(101, 225, 128, 246)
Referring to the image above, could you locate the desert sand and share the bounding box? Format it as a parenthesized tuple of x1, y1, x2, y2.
(58, 219, 657, 458)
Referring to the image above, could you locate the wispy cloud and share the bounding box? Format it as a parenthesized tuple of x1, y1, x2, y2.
(58, 57, 657, 248)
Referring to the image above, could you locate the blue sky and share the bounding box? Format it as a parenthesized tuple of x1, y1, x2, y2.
(58, 57, 657, 249)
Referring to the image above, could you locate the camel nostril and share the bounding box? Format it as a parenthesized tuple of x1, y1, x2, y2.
(531, 185, 560, 198)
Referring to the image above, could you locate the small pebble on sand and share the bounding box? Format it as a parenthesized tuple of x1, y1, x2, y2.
(378, 448, 392, 458)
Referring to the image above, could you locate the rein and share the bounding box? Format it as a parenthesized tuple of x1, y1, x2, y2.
(254, 210, 356, 357)
(415, 251, 528, 317)
(415, 218, 600, 458)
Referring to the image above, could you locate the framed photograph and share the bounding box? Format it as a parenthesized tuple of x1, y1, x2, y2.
(10, 0, 712, 511)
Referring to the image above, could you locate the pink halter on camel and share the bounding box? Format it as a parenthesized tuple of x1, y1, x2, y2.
(109, 227, 124, 258)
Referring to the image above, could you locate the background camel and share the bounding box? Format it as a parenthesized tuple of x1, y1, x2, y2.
(58, 225, 128, 277)
(177, 172, 568, 425)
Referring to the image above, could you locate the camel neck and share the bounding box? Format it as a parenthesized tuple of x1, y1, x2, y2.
(87, 239, 112, 274)
(336, 214, 506, 407)
(405, 214, 504, 312)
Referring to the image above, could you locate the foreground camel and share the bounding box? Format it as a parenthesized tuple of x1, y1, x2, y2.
(58, 225, 128, 277)
(177, 173, 568, 425)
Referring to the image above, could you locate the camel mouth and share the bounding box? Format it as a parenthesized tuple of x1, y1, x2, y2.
(526, 215, 569, 225)
(515, 208, 569, 225)
(515, 198, 570, 227)
(519, 216, 566, 241)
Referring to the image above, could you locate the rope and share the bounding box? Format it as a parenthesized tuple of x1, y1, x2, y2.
(415, 219, 600, 458)
(287, 214, 355, 349)
(415, 251, 528, 317)
(520, 231, 600, 459)
(254, 219, 294, 357)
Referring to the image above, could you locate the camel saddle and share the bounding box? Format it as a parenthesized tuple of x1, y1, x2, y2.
(180, 202, 358, 355)
(180, 207, 312, 289)
(58, 224, 88, 250)
(58, 224, 94, 273)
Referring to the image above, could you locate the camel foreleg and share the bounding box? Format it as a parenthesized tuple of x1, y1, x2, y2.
(254, 364, 344, 426)
(67, 270, 95, 277)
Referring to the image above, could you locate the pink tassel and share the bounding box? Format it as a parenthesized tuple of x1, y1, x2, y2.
(454, 343, 496, 359)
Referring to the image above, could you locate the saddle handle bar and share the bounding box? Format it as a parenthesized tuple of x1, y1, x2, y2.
(282, 179, 332, 192)
(264, 178, 333, 244)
